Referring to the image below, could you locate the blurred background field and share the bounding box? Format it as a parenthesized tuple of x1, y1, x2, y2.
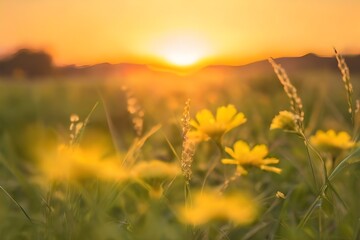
(0, 52, 360, 239)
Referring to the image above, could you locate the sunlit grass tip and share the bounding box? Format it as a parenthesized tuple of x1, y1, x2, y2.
(180, 98, 195, 183)
(69, 113, 84, 145)
(268, 58, 304, 131)
(334, 48, 354, 121)
(122, 85, 144, 136)
(275, 191, 286, 199)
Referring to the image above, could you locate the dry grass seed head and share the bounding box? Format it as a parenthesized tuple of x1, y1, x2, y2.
(69, 114, 84, 145)
(268, 58, 304, 130)
(334, 48, 355, 121)
(180, 99, 195, 183)
(122, 86, 144, 137)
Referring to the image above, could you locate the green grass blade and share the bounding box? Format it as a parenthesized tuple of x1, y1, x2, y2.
(353, 218, 360, 240)
(329, 147, 360, 181)
(298, 195, 321, 228)
(162, 132, 180, 161)
(0, 186, 33, 223)
(299, 147, 360, 228)
(122, 124, 162, 167)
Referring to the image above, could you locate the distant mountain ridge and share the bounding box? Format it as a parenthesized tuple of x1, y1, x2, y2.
(57, 53, 360, 77)
(0, 49, 359, 79)
(206, 53, 360, 76)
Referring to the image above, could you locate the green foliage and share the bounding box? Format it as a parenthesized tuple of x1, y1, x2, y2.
(0, 66, 359, 239)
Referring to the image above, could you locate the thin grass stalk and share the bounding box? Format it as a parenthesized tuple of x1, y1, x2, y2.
(301, 134, 319, 190)
(70, 102, 99, 146)
(269, 59, 320, 190)
(319, 199, 323, 240)
(299, 147, 360, 228)
(0, 185, 33, 223)
(163, 133, 181, 161)
(201, 141, 224, 193)
(353, 218, 360, 240)
(354, 100, 360, 141)
(121, 124, 161, 167)
(334, 48, 355, 126)
(99, 92, 124, 153)
(219, 172, 240, 193)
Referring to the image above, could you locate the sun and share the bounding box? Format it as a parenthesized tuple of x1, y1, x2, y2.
(154, 34, 210, 68)
(165, 51, 200, 67)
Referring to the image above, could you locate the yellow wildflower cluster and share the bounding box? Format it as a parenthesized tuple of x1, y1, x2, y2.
(310, 130, 355, 154)
(222, 141, 281, 175)
(187, 105, 282, 176)
(39, 144, 180, 187)
(180, 190, 257, 226)
(188, 105, 246, 142)
(40, 145, 128, 183)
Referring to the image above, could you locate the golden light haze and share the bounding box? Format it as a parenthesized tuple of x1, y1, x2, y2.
(1, 0, 360, 67)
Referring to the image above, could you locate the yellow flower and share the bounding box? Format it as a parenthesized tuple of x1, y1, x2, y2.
(310, 130, 355, 154)
(188, 105, 246, 142)
(130, 160, 180, 180)
(130, 160, 180, 199)
(222, 141, 281, 175)
(179, 190, 257, 226)
(270, 110, 296, 131)
(40, 145, 128, 183)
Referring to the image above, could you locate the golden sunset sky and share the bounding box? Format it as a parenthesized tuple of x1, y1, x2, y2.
(1, 0, 360, 67)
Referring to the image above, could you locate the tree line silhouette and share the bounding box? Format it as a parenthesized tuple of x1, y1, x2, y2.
(0, 49, 54, 78)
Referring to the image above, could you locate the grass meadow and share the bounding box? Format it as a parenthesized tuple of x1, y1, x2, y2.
(0, 56, 360, 240)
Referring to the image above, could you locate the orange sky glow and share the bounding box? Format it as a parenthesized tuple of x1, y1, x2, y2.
(1, 0, 360, 68)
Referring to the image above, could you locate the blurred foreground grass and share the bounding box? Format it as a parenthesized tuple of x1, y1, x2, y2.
(0, 65, 359, 239)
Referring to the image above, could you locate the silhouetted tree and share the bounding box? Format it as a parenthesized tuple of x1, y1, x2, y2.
(0, 49, 54, 78)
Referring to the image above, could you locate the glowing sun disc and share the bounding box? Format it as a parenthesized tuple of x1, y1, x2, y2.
(165, 51, 199, 66)
(156, 34, 209, 67)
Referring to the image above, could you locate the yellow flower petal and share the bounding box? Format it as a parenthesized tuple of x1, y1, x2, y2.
(224, 146, 237, 159)
(196, 109, 215, 126)
(310, 129, 355, 155)
(262, 158, 280, 164)
(251, 145, 268, 159)
(260, 165, 282, 174)
(233, 141, 250, 156)
(188, 105, 246, 142)
(222, 140, 281, 175)
(236, 165, 248, 175)
(216, 105, 237, 123)
(221, 159, 238, 165)
(179, 190, 257, 226)
(227, 112, 247, 131)
(270, 110, 296, 131)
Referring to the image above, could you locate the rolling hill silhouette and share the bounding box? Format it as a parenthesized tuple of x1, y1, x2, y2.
(0, 49, 359, 79)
